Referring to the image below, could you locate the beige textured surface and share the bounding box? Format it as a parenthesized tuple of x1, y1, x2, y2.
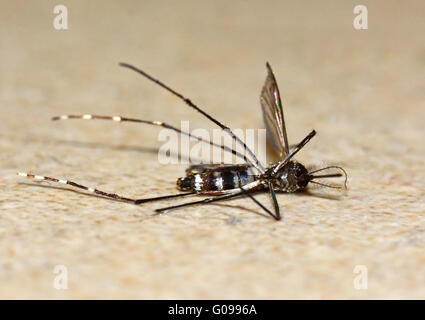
(1, 1, 424, 299)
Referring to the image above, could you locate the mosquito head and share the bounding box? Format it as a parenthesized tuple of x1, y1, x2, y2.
(272, 160, 310, 192)
(308, 166, 348, 190)
(271, 163, 348, 192)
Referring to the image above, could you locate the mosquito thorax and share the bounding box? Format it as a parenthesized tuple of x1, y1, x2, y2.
(272, 160, 310, 192)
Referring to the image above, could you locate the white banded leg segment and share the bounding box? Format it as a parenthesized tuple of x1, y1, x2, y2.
(52, 114, 123, 122)
(17, 172, 136, 203)
(51, 114, 258, 171)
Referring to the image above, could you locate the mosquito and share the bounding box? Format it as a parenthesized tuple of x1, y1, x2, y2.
(18, 62, 347, 220)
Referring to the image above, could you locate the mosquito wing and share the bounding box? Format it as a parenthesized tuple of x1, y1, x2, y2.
(260, 62, 289, 157)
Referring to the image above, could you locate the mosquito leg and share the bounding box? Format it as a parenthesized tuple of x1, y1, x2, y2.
(119, 62, 266, 173)
(135, 192, 195, 204)
(156, 186, 278, 220)
(18, 172, 197, 205)
(240, 186, 279, 220)
(272, 129, 316, 174)
(267, 182, 281, 220)
(155, 191, 244, 213)
(52, 114, 260, 172)
(18, 172, 137, 203)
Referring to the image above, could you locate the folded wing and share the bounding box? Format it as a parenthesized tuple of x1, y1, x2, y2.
(260, 62, 290, 158)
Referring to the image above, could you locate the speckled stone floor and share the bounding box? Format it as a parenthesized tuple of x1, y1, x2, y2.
(0, 0, 424, 299)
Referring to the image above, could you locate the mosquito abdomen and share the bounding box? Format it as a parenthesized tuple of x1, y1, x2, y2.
(176, 167, 256, 193)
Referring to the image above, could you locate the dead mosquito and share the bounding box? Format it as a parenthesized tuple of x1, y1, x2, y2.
(18, 62, 347, 220)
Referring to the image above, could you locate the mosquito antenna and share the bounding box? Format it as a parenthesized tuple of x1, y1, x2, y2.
(119, 62, 265, 173)
(309, 166, 348, 189)
(312, 173, 342, 179)
(309, 180, 343, 189)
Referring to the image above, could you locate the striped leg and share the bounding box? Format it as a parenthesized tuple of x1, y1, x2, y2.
(17, 172, 194, 203)
(52, 114, 260, 172)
